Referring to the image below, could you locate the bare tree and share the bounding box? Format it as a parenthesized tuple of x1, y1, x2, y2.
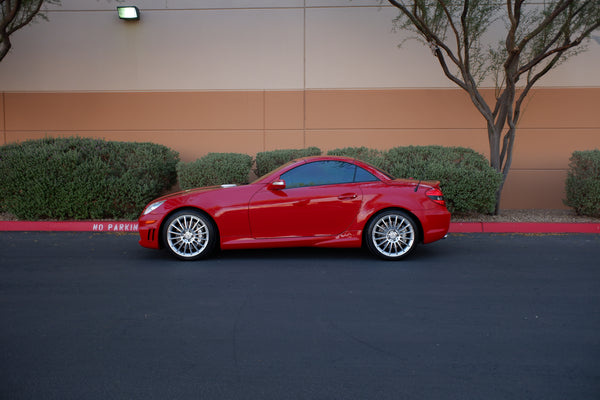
(387, 0, 600, 213)
(0, 0, 59, 62)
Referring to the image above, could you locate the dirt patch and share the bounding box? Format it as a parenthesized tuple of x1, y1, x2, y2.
(0, 212, 18, 221)
(452, 209, 600, 223)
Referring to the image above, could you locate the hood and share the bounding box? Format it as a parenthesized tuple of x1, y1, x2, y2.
(154, 184, 239, 201)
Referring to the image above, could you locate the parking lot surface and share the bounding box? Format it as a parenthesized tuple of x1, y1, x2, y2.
(1, 232, 599, 400)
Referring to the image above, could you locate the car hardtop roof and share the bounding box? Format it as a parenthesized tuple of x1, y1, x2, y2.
(289, 155, 394, 180)
(252, 154, 394, 184)
(292, 155, 364, 164)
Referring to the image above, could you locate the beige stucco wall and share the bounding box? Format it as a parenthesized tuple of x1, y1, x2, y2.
(1, 1, 599, 90)
(0, 1, 599, 210)
(3, 88, 599, 209)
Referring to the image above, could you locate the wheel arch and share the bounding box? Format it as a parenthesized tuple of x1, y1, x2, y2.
(157, 206, 221, 250)
(362, 207, 424, 246)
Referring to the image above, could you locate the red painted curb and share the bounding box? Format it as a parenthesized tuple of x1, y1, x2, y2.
(0, 221, 139, 232)
(0, 221, 599, 234)
(448, 223, 483, 233)
(481, 222, 600, 233)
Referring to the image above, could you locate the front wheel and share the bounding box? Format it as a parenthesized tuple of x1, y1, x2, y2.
(161, 210, 217, 261)
(365, 210, 419, 260)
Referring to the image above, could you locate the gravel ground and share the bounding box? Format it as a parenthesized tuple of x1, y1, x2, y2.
(452, 209, 600, 223)
(0, 212, 19, 221)
(2, 210, 599, 223)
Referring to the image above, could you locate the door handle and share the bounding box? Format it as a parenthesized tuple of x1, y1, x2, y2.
(338, 193, 358, 200)
(294, 199, 310, 206)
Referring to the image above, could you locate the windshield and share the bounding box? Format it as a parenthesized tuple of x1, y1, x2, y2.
(251, 160, 299, 184)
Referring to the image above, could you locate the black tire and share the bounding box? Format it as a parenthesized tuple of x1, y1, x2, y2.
(365, 210, 419, 260)
(161, 210, 217, 261)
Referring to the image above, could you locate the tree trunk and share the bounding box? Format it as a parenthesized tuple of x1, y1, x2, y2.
(487, 121, 505, 215)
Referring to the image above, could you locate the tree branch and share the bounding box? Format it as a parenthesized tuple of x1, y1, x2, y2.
(515, 50, 566, 123)
(460, 0, 470, 70)
(431, 47, 468, 90)
(0, 0, 22, 61)
(517, 21, 600, 77)
(388, 1, 465, 76)
(388, 0, 494, 120)
(7, 1, 45, 35)
(515, 0, 572, 52)
(437, 0, 464, 64)
(0, 0, 50, 62)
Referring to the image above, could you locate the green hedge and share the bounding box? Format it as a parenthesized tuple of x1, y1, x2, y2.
(327, 146, 502, 214)
(564, 150, 600, 217)
(0, 137, 179, 220)
(383, 146, 502, 214)
(177, 152, 253, 190)
(1, 140, 505, 219)
(254, 147, 322, 177)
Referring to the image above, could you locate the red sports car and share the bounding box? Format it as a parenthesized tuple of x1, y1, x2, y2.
(138, 156, 450, 261)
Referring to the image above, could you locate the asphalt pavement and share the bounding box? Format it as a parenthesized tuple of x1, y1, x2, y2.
(1, 232, 599, 400)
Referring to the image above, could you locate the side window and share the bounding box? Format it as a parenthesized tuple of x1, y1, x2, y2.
(281, 161, 356, 189)
(354, 166, 378, 183)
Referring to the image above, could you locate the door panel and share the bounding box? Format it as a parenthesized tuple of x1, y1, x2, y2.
(249, 183, 363, 238)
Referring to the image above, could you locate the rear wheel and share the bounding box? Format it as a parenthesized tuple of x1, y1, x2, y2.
(366, 210, 419, 260)
(162, 210, 217, 261)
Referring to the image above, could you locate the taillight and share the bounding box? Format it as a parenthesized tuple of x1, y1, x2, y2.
(426, 188, 446, 207)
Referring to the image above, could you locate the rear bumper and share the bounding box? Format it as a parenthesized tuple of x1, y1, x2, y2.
(418, 208, 451, 244)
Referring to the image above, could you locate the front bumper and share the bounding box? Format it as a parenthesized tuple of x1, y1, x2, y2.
(138, 218, 161, 249)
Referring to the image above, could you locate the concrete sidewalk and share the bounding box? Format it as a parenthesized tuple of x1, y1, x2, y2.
(0, 220, 599, 233)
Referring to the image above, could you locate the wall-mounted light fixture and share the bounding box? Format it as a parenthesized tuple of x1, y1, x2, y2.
(117, 6, 140, 21)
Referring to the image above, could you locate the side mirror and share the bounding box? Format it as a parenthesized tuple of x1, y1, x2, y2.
(268, 179, 286, 190)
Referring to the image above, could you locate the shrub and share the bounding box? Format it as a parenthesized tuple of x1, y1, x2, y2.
(564, 150, 600, 217)
(0, 137, 179, 220)
(382, 146, 503, 214)
(177, 152, 253, 190)
(326, 146, 385, 168)
(254, 147, 321, 177)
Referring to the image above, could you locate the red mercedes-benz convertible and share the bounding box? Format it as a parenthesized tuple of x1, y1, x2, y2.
(138, 156, 450, 260)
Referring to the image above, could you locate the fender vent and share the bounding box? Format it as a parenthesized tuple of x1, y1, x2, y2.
(147, 229, 156, 242)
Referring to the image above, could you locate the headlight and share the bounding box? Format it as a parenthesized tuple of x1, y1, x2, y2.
(142, 200, 165, 215)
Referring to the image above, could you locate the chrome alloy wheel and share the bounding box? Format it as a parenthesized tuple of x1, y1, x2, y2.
(369, 212, 417, 259)
(166, 213, 210, 259)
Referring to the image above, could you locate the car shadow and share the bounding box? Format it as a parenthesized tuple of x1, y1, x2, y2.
(213, 246, 372, 261)
(135, 242, 450, 265)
